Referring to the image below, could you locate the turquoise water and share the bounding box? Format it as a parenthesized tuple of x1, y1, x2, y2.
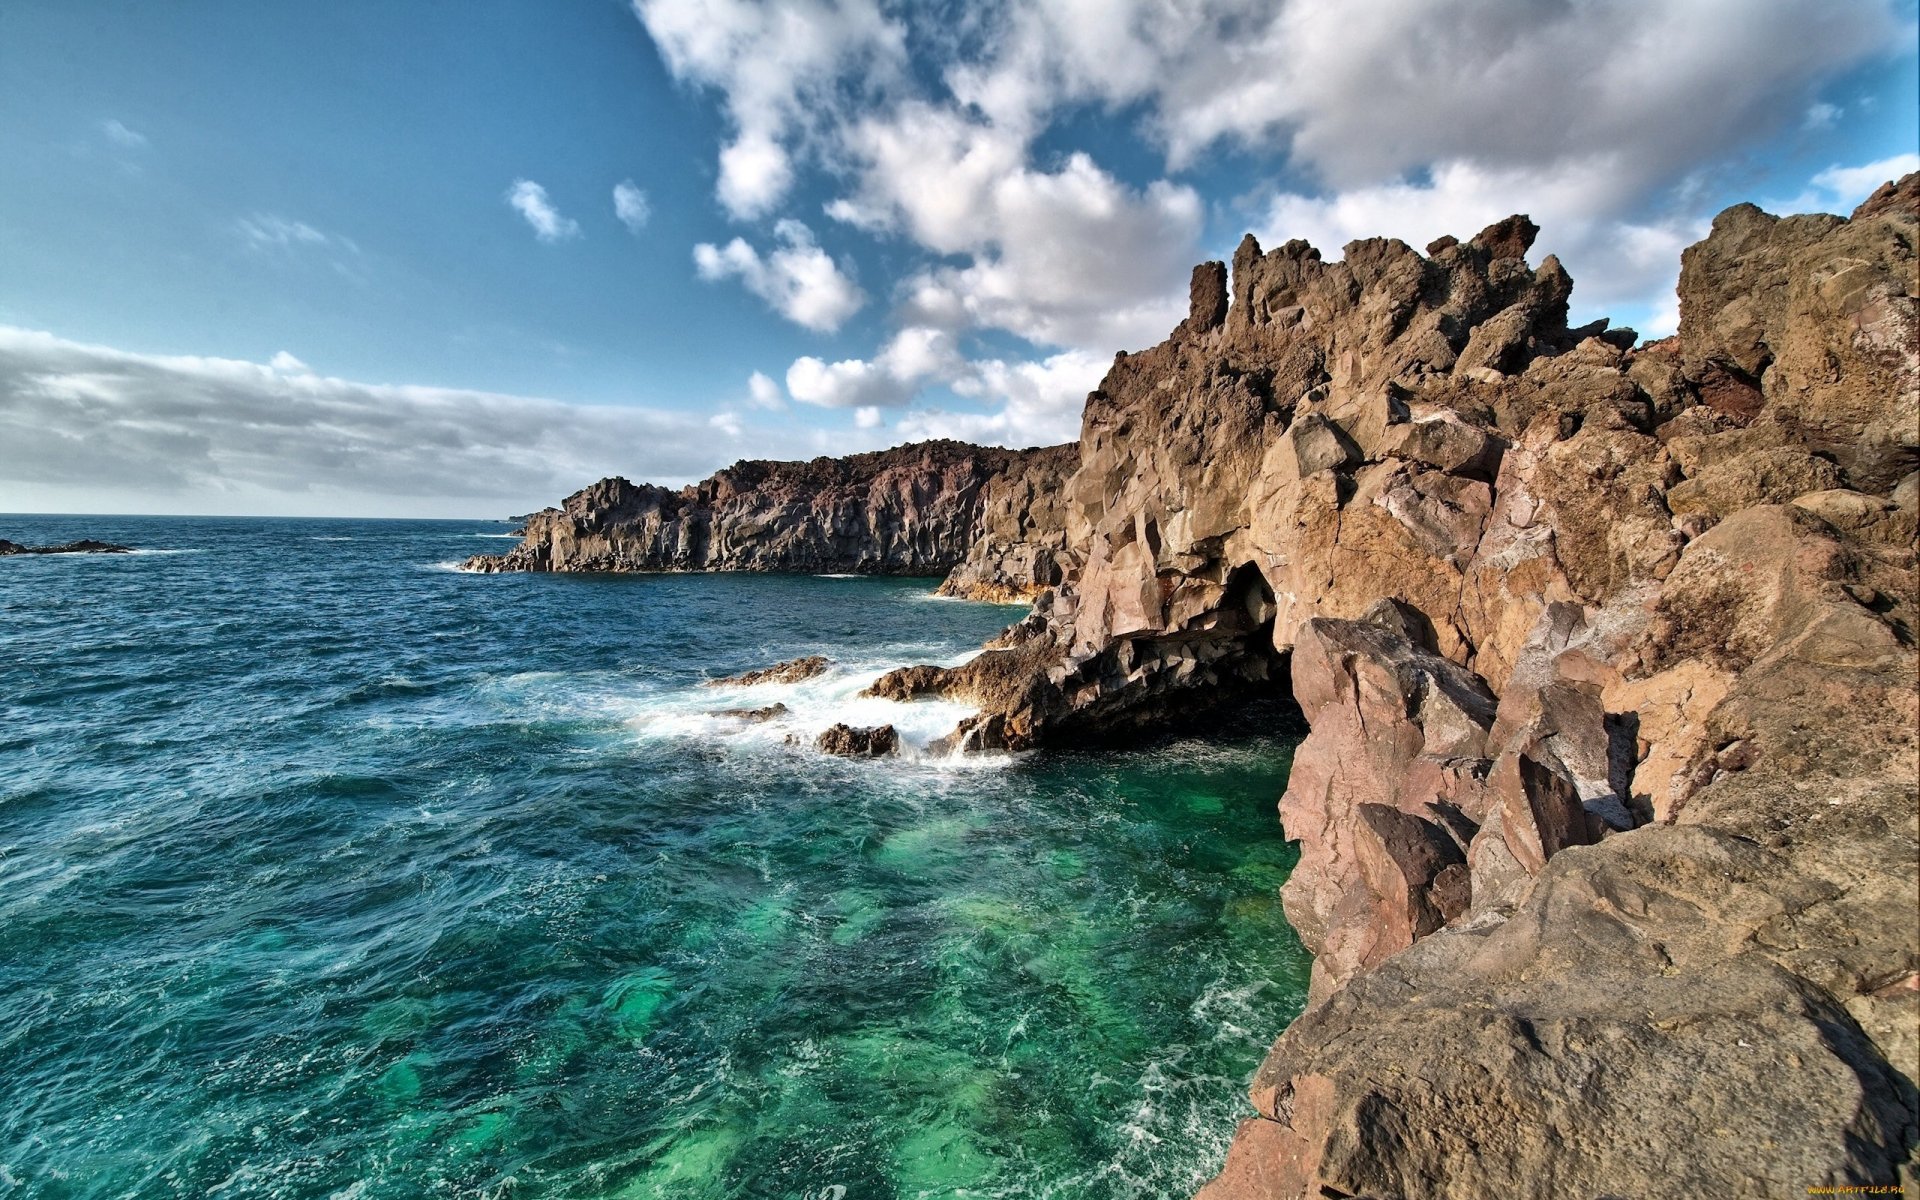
(0, 516, 1309, 1199)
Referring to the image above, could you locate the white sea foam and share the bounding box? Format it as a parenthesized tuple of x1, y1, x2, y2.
(124, 548, 201, 556)
(624, 653, 1009, 768)
(311, 536, 354, 542)
(470, 533, 521, 539)
(814, 573, 863, 579)
(424, 560, 479, 573)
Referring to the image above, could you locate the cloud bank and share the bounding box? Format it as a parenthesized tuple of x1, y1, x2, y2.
(0, 327, 774, 517)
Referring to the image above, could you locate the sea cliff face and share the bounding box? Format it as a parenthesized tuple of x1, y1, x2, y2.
(465, 439, 1071, 591)
(888, 176, 1919, 1193)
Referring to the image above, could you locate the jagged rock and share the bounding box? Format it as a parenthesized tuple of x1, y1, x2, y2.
(0, 539, 134, 555)
(705, 656, 829, 687)
(708, 703, 788, 722)
(859, 176, 1920, 1197)
(463, 440, 1070, 577)
(815, 723, 897, 757)
(936, 443, 1078, 602)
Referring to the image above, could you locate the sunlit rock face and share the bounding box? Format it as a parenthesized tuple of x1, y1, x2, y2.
(892, 179, 1915, 1198)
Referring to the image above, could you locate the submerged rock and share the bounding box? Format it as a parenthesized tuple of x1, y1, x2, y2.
(816, 723, 898, 757)
(705, 657, 829, 687)
(0, 539, 134, 555)
(708, 703, 789, 722)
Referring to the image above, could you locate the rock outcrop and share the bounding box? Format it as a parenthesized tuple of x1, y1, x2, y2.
(816, 723, 898, 757)
(881, 178, 1918, 1193)
(935, 442, 1079, 601)
(0, 539, 133, 555)
(705, 656, 830, 687)
(465, 439, 1070, 591)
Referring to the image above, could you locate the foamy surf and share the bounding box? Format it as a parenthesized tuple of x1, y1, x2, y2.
(626, 653, 1006, 767)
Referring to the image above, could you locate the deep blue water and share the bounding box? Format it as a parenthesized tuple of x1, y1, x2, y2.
(0, 515, 1308, 1199)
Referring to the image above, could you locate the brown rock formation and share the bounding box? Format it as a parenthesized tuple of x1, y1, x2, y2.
(704, 656, 830, 687)
(935, 442, 1079, 602)
(870, 177, 1917, 1193)
(816, 723, 898, 757)
(463, 439, 1072, 581)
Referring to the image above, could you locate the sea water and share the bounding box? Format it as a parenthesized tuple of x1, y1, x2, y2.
(0, 516, 1310, 1199)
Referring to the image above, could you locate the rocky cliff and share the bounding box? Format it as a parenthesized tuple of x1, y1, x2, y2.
(464, 439, 1071, 588)
(881, 176, 1919, 1192)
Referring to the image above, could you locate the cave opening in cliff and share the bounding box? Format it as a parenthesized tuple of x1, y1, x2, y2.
(1212, 561, 1302, 738)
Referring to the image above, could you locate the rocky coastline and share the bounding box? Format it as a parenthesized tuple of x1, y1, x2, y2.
(476, 174, 1918, 1192)
(463, 439, 1072, 599)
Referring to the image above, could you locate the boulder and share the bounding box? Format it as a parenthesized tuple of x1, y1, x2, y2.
(815, 724, 898, 757)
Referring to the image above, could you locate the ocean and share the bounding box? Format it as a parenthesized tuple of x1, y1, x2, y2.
(0, 515, 1309, 1199)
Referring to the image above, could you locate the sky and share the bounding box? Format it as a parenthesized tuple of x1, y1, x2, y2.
(1, 0, 1914, 518)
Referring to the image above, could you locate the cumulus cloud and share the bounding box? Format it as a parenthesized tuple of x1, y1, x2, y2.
(693, 219, 864, 332)
(786, 326, 960, 409)
(506, 179, 581, 243)
(633, 0, 1907, 360)
(897, 349, 1105, 449)
(632, 0, 904, 219)
(613, 179, 652, 233)
(833, 105, 1203, 351)
(746, 370, 785, 410)
(0, 326, 775, 517)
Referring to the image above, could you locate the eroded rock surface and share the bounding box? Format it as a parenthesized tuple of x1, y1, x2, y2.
(705, 656, 830, 687)
(875, 179, 1918, 1195)
(464, 440, 1070, 581)
(816, 723, 898, 757)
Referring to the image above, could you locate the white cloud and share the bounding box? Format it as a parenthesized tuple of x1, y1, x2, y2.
(785, 325, 960, 409)
(268, 351, 310, 373)
(613, 180, 652, 233)
(709, 410, 744, 438)
(633, 0, 1907, 355)
(898, 348, 1104, 448)
(853, 405, 883, 429)
(693, 219, 864, 332)
(716, 131, 793, 222)
(506, 179, 581, 243)
(833, 105, 1203, 351)
(1806, 153, 1920, 211)
(632, 0, 905, 219)
(747, 370, 785, 410)
(1804, 102, 1843, 130)
(0, 325, 776, 517)
(99, 119, 148, 148)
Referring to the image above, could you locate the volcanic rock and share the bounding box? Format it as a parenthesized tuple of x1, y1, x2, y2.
(705, 657, 830, 687)
(816, 723, 898, 757)
(463, 440, 1071, 578)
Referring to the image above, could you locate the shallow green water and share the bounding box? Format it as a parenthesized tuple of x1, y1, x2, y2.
(0, 515, 1309, 1198)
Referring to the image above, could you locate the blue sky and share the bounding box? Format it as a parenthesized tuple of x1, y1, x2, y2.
(1, 0, 1914, 517)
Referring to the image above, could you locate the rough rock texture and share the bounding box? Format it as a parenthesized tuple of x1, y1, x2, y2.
(0, 539, 133, 555)
(873, 180, 1918, 1193)
(936, 443, 1079, 601)
(464, 439, 1071, 580)
(704, 656, 829, 687)
(816, 723, 897, 757)
(708, 703, 788, 722)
